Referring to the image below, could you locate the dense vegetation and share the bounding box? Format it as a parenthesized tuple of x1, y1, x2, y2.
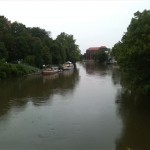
(0, 59, 39, 79)
(0, 15, 81, 79)
(94, 51, 108, 63)
(112, 10, 150, 94)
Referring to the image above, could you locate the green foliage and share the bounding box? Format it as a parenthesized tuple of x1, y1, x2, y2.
(41, 46, 52, 65)
(112, 10, 150, 93)
(11, 22, 27, 37)
(0, 42, 8, 59)
(55, 32, 81, 64)
(0, 15, 81, 78)
(0, 16, 10, 33)
(94, 51, 108, 63)
(24, 55, 35, 66)
(28, 27, 50, 40)
(0, 61, 38, 79)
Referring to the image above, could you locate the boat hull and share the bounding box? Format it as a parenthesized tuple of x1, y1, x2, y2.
(42, 70, 58, 75)
(62, 66, 74, 70)
(42, 67, 59, 75)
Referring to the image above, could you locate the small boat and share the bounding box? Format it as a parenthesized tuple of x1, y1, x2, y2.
(62, 61, 74, 70)
(42, 66, 59, 75)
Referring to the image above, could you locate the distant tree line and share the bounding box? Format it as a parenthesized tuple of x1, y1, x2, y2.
(0, 15, 81, 68)
(112, 10, 150, 94)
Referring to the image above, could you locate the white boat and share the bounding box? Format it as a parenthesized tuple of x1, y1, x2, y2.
(62, 61, 74, 70)
(42, 66, 59, 75)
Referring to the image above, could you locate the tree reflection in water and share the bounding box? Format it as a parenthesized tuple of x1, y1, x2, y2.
(113, 69, 150, 150)
(0, 69, 79, 118)
(82, 61, 114, 77)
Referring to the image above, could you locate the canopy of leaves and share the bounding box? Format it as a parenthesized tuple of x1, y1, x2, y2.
(55, 32, 81, 64)
(112, 10, 150, 93)
(0, 15, 81, 70)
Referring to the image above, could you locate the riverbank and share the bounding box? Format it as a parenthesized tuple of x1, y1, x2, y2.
(0, 61, 40, 79)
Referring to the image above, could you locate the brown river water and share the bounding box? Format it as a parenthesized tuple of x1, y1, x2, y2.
(0, 62, 150, 150)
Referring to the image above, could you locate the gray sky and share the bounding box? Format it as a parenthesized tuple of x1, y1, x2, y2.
(0, 0, 150, 54)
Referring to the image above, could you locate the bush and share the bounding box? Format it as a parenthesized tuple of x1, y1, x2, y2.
(0, 62, 39, 79)
(0, 72, 6, 79)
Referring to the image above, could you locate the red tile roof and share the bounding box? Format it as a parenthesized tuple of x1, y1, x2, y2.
(86, 46, 107, 51)
(87, 47, 100, 51)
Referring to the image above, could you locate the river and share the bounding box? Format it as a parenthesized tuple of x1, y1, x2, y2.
(0, 62, 150, 150)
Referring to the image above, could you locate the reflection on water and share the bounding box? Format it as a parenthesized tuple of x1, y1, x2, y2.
(0, 69, 79, 117)
(83, 62, 111, 76)
(115, 91, 150, 150)
(113, 70, 150, 150)
(0, 62, 150, 149)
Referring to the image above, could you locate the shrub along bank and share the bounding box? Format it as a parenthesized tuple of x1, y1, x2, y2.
(0, 60, 39, 79)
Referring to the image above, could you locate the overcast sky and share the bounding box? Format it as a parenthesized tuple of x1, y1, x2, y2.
(0, 0, 150, 54)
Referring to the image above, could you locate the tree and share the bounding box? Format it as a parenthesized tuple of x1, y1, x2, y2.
(28, 27, 50, 40)
(41, 46, 52, 65)
(0, 16, 10, 33)
(112, 10, 150, 93)
(24, 55, 35, 66)
(0, 15, 81, 71)
(51, 40, 62, 64)
(0, 42, 8, 60)
(14, 36, 30, 60)
(11, 22, 28, 37)
(56, 32, 81, 63)
(94, 51, 108, 63)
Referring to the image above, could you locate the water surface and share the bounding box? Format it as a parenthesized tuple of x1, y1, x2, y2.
(0, 62, 149, 150)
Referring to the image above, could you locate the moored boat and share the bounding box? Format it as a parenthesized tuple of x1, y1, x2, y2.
(62, 61, 74, 70)
(42, 66, 59, 75)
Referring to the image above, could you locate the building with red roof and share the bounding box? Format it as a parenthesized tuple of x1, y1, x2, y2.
(85, 46, 109, 60)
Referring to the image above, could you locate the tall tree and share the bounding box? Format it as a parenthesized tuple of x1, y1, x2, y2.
(0, 15, 80, 69)
(112, 10, 150, 93)
(0, 16, 10, 33)
(0, 42, 8, 60)
(11, 22, 28, 37)
(28, 27, 50, 40)
(56, 32, 81, 63)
